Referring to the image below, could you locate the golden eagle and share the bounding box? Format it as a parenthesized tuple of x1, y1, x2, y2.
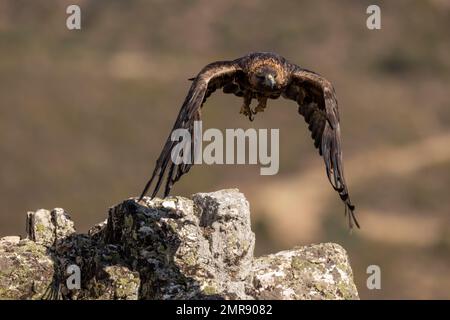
(139, 52, 359, 228)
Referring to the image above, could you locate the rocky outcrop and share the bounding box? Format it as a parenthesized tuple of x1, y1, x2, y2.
(0, 189, 359, 300)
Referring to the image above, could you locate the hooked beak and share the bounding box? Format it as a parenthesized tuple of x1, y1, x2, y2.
(264, 74, 276, 88)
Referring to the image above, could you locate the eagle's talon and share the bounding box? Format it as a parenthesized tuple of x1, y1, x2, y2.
(253, 105, 265, 114)
(240, 104, 252, 118)
(253, 97, 267, 115)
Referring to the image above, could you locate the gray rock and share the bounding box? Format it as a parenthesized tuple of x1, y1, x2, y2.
(0, 238, 54, 299)
(26, 208, 75, 247)
(251, 243, 359, 300)
(0, 189, 359, 300)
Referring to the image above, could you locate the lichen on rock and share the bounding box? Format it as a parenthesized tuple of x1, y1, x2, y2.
(0, 189, 359, 300)
(26, 208, 75, 247)
(0, 237, 54, 299)
(251, 243, 359, 300)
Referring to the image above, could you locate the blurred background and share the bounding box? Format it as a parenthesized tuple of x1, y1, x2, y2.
(0, 0, 449, 299)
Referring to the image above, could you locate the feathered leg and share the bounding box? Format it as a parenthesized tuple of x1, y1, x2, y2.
(253, 96, 268, 114)
(239, 91, 254, 121)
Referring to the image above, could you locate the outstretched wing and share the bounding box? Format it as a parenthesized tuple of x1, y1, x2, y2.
(139, 60, 242, 200)
(284, 66, 359, 228)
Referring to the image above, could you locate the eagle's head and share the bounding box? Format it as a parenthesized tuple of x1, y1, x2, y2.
(248, 54, 288, 93)
(250, 65, 278, 91)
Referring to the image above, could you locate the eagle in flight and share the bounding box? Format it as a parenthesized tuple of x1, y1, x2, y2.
(139, 52, 359, 228)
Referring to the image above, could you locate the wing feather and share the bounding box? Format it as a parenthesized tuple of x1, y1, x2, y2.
(286, 67, 359, 228)
(139, 61, 241, 200)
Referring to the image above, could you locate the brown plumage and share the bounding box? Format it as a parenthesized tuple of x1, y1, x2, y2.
(139, 52, 359, 229)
